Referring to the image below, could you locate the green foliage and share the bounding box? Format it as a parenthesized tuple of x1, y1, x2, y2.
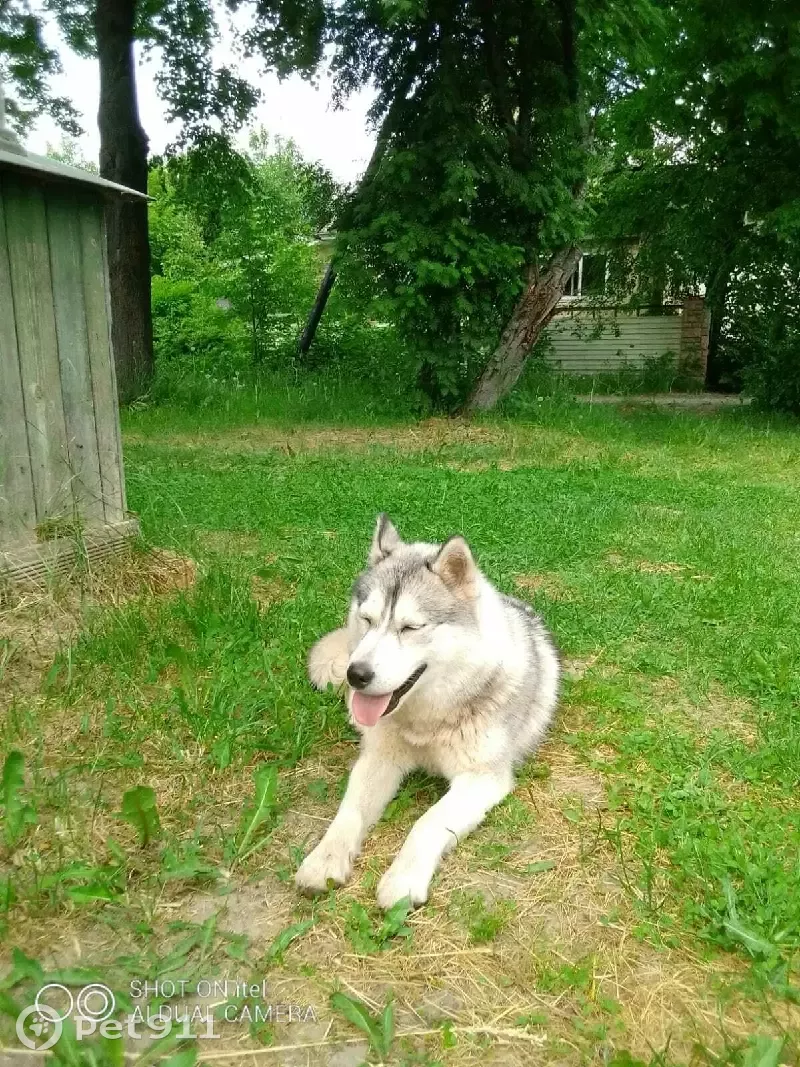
(147, 133, 418, 404)
(0, 3, 80, 133)
(149, 276, 252, 400)
(265, 919, 315, 965)
(2, 0, 321, 143)
(149, 135, 328, 373)
(742, 1037, 785, 1067)
(45, 136, 99, 173)
(344, 896, 413, 954)
(1, 750, 34, 850)
(120, 785, 161, 847)
(327, 0, 669, 408)
(449, 889, 515, 943)
(596, 0, 800, 400)
(233, 764, 280, 864)
(332, 0, 597, 407)
(726, 253, 800, 415)
(330, 990, 396, 1059)
(40, 862, 126, 904)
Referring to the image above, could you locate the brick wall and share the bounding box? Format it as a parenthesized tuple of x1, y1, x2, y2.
(678, 296, 711, 386)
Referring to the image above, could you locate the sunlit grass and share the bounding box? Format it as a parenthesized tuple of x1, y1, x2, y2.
(2, 395, 798, 1064)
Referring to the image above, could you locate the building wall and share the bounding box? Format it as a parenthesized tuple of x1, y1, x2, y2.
(544, 306, 685, 375)
(0, 172, 126, 550)
(677, 296, 710, 383)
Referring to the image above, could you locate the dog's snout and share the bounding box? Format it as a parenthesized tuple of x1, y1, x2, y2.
(347, 662, 374, 690)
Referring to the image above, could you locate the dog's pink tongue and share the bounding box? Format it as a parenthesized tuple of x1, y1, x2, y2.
(351, 690, 392, 727)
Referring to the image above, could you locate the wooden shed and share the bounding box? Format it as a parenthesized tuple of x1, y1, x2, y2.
(0, 124, 143, 583)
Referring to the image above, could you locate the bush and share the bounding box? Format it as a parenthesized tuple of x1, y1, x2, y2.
(735, 316, 800, 414)
(148, 135, 341, 397)
(151, 277, 251, 401)
(723, 257, 800, 414)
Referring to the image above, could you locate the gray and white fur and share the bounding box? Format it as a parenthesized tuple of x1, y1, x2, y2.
(297, 514, 560, 909)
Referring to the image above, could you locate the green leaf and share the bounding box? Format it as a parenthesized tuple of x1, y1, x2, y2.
(1, 750, 33, 848)
(222, 933, 249, 963)
(0, 948, 44, 991)
(266, 920, 314, 964)
(106, 837, 127, 865)
(98, 1028, 126, 1067)
(381, 996, 395, 1058)
(330, 991, 385, 1057)
(522, 860, 557, 875)
(196, 913, 217, 967)
(345, 901, 379, 955)
(723, 918, 776, 959)
(376, 895, 413, 943)
(161, 1046, 198, 1067)
(40, 863, 121, 889)
(0, 992, 22, 1020)
(66, 884, 118, 903)
(120, 785, 161, 847)
(742, 1036, 784, 1067)
(0, 876, 15, 912)
(235, 764, 279, 861)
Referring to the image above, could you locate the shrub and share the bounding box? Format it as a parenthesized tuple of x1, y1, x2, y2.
(151, 276, 251, 400)
(724, 259, 800, 414)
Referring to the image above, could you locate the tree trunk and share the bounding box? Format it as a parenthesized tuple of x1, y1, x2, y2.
(95, 0, 153, 403)
(294, 25, 435, 359)
(463, 246, 581, 413)
(705, 268, 730, 391)
(298, 262, 337, 357)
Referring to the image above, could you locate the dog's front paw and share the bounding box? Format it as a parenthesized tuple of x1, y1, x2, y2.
(376, 860, 431, 911)
(295, 839, 354, 895)
(307, 628, 349, 691)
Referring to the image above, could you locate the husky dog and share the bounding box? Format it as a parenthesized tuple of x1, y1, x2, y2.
(296, 514, 560, 910)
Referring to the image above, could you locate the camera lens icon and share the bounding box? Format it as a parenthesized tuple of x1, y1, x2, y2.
(33, 984, 74, 1023)
(76, 984, 116, 1022)
(32, 982, 117, 1026)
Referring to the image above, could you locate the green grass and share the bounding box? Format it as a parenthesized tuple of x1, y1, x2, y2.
(2, 394, 800, 1064)
(122, 368, 421, 437)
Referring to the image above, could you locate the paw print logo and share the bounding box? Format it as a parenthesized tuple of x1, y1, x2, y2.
(16, 1005, 63, 1051)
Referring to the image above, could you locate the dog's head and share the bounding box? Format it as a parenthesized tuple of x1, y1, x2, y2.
(345, 514, 481, 726)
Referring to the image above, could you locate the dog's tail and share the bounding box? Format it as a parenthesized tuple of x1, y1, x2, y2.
(307, 627, 349, 690)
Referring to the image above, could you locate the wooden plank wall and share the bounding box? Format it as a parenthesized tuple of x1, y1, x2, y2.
(544, 307, 684, 373)
(0, 186, 36, 546)
(81, 200, 125, 523)
(0, 172, 128, 550)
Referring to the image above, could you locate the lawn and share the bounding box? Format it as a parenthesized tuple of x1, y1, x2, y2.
(2, 397, 799, 1067)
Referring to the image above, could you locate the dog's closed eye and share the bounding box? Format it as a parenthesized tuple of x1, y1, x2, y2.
(399, 623, 424, 634)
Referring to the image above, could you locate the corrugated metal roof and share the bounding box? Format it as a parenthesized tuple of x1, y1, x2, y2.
(0, 136, 147, 199)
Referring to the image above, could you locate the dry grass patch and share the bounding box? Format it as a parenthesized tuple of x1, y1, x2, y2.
(513, 572, 574, 602)
(183, 736, 786, 1065)
(604, 552, 713, 581)
(125, 418, 504, 454)
(641, 675, 759, 747)
(0, 546, 196, 713)
(3, 716, 792, 1065)
(124, 419, 612, 473)
(251, 573, 296, 609)
(194, 529, 264, 556)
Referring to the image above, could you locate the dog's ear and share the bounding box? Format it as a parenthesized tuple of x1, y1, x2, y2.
(429, 536, 478, 598)
(368, 513, 402, 566)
